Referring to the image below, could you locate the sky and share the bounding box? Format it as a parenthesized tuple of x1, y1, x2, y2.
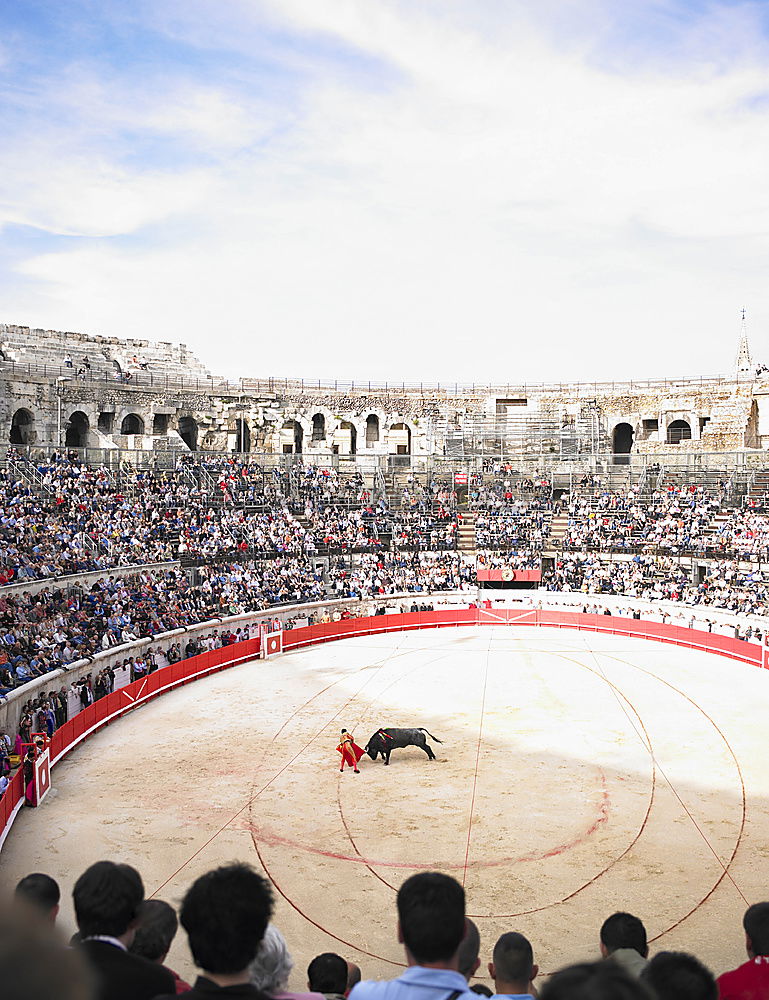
(1, 0, 769, 383)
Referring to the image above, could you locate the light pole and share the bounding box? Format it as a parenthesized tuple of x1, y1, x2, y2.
(56, 376, 72, 447)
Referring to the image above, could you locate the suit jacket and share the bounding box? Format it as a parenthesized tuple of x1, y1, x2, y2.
(79, 939, 176, 1000)
(155, 976, 272, 998)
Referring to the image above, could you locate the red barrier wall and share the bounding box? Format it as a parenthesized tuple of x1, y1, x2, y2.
(0, 612, 764, 850)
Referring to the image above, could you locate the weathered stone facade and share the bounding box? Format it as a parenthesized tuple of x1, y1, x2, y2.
(3, 322, 769, 462)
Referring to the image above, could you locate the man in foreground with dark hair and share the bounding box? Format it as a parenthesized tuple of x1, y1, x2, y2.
(308, 952, 349, 1000)
(1, 903, 94, 1000)
(488, 932, 538, 1000)
(129, 898, 191, 993)
(541, 961, 652, 1000)
(599, 912, 649, 978)
(14, 871, 60, 925)
(457, 917, 482, 985)
(350, 871, 471, 1000)
(346, 962, 362, 996)
(73, 860, 175, 1000)
(641, 951, 717, 1000)
(717, 902, 769, 1000)
(156, 861, 274, 999)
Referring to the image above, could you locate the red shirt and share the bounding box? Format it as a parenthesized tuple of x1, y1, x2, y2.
(718, 956, 769, 1000)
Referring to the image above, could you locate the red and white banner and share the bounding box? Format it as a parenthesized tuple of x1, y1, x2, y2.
(477, 568, 542, 583)
(35, 748, 51, 806)
(262, 631, 283, 659)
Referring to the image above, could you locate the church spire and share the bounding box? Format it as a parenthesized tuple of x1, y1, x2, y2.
(736, 308, 754, 375)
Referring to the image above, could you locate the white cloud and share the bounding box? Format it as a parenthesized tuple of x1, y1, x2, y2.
(5, 0, 769, 380)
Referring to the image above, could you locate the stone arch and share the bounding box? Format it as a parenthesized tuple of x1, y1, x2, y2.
(65, 411, 90, 448)
(667, 419, 691, 444)
(311, 413, 326, 442)
(9, 408, 35, 445)
(339, 420, 357, 456)
(281, 419, 303, 454)
(233, 419, 251, 452)
(366, 414, 380, 447)
(612, 422, 634, 464)
(121, 413, 145, 435)
(389, 421, 411, 455)
(178, 416, 198, 451)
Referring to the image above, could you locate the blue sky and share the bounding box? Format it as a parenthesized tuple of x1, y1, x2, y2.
(2, 0, 769, 381)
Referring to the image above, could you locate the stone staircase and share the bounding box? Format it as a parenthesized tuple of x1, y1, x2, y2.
(546, 513, 569, 551)
(457, 512, 476, 552)
(748, 469, 769, 505)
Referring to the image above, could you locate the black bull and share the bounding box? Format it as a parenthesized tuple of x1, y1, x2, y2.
(364, 728, 442, 765)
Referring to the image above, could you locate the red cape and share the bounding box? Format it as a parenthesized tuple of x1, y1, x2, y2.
(337, 740, 365, 763)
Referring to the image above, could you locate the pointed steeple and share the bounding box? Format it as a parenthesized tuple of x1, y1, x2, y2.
(736, 308, 754, 375)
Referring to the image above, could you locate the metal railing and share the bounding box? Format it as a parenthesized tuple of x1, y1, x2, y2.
(0, 357, 749, 398)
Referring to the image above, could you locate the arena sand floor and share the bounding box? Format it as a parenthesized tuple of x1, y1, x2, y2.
(2, 625, 768, 987)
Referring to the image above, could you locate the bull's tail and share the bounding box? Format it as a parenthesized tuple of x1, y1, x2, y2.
(418, 728, 443, 744)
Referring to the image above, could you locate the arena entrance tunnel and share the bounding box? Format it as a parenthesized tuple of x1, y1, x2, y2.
(1, 606, 766, 989)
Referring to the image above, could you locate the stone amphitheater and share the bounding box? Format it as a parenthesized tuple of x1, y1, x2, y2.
(3, 321, 769, 470)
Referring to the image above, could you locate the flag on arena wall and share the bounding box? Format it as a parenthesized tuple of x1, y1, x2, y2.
(35, 749, 52, 806)
(261, 631, 283, 659)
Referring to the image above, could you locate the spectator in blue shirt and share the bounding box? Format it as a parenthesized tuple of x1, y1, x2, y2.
(488, 933, 538, 1000)
(350, 873, 471, 1000)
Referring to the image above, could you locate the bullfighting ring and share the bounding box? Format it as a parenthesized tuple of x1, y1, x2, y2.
(3, 624, 768, 985)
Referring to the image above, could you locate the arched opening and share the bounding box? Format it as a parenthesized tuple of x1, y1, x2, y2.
(389, 422, 411, 455)
(667, 419, 692, 444)
(65, 411, 89, 448)
(153, 413, 170, 435)
(178, 416, 198, 451)
(121, 413, 145, 436)
(9, 408, 35, 445)
(366, 414, 380, 448)
(233, 419, 251, 452)
(311, 413, 326, 442)
(282, 420, 303, 454)
(612, 423, 633, 464)
(340, 421, 357, 456)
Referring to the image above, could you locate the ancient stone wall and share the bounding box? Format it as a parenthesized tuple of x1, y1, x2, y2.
(1, 325, 765, 460)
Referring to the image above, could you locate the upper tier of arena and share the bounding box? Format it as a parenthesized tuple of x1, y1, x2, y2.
(3, 320, 769, 464)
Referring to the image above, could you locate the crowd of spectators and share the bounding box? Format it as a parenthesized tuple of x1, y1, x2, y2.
(6, 861, 762, 1000)
(559, 485, 749, 557)
(8, 456, 769, 707)
(544, 554, 769, 616)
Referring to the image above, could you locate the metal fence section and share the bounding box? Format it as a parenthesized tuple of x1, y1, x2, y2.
(0, 357, 743, 398)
